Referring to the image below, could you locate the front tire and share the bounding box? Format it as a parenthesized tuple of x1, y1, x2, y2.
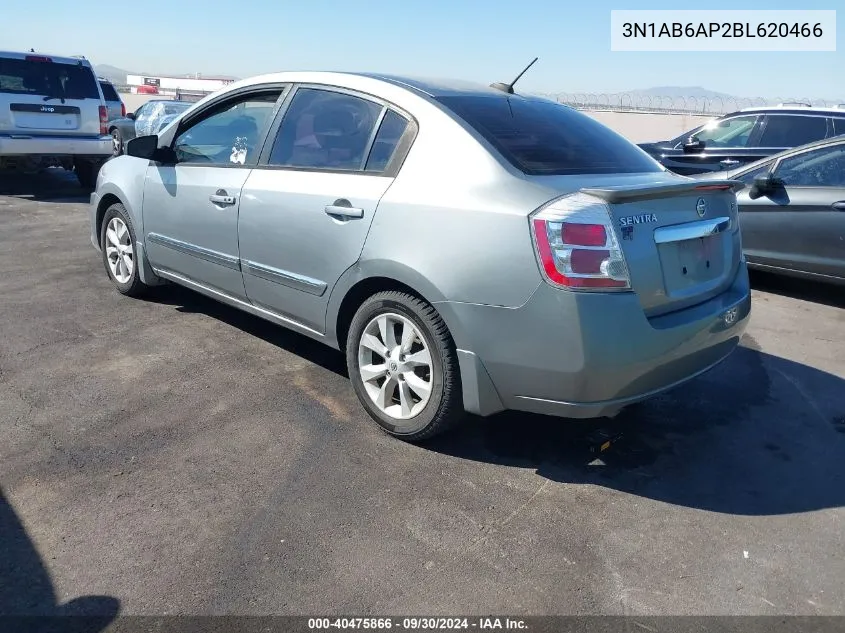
(346, 291, 463, 441)
(100, 203, 148, 297)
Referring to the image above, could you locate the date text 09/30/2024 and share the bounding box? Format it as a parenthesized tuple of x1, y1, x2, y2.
(308, 618, 528, 630)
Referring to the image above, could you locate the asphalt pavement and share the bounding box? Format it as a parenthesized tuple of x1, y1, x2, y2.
(1, 168, 844, 617)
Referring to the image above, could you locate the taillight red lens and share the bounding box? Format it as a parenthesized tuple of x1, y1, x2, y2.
(98, 105, 108, 135)
(25, 55, 52, 63)
(562, 222, 607, 246)
(121, 102, 126, 118)
(570, 249, 610, 274)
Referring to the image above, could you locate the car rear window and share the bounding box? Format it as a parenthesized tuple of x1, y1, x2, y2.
(99, 81, 120, 101)
(0, 57, 100, 99)
(435, 95, 662, 175)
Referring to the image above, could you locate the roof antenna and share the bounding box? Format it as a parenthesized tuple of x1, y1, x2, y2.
(490, 57, 538, 94)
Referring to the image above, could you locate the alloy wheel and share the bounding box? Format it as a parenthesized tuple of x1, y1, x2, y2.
(104, 217, 133, 284)
(357, 312, 433, 421)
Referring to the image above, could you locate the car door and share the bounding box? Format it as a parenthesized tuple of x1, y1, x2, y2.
(736, 142, 845, 278)
(237, 85, 415, 333)
(662, 114, 764, 174)
(141, 87, 285, 299)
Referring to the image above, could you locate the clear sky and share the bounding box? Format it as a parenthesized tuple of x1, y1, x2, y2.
(3, 0, 842, 99)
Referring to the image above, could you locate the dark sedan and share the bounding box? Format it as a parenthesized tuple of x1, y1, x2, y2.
(698, 135, 845, 285)
(107, 99, 193, 156)
(639, 106, 845, 176)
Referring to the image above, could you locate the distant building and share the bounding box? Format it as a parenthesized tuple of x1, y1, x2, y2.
(125, 73, 236, 96)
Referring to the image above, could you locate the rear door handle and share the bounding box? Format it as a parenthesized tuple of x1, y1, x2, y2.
(209, 189, 236, 206)
(832, 201, 845, 211)
(720, 159, 740, 167)
(325, 204, 364, 219)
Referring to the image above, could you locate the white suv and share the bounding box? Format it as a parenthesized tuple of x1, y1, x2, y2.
(0, 50, 113, 189)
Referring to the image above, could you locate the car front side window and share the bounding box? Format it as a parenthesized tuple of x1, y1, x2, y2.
(268, 88, 383, 171)
(774, 144, 845, 187)
(735, 162, 774, 185)
(691, 115, 759, 148)
(173, 90, 282, 166)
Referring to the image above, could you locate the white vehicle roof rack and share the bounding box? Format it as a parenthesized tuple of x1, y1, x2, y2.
(777, 102, 812, 107)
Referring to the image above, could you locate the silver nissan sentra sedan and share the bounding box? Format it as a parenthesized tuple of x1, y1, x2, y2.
(89, 71, 751, 441)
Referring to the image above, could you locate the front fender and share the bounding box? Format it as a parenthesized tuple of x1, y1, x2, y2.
(91, 158, 162, 285)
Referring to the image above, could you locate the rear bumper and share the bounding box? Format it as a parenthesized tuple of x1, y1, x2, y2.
(0, 134, 112, 158)
(449, 262, 751, 419)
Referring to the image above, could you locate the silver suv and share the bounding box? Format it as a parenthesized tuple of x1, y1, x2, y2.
(0, 50, 113, 189)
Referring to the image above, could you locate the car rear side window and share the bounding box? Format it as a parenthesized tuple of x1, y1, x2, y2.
(99, 81, 120, 101)
(0, 58, 100, 99)
(364, 109, 409, 172)
(758, 115, 827, 148)
(435, 95, 662, 175)
(268, 88, 383, 171)
(833, 117, 845, 137)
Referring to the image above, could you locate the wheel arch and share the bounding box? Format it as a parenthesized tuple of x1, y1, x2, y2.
(329, 262, 504, 418)
(327, 260, 469, 354)
(94, 183, 161, 286)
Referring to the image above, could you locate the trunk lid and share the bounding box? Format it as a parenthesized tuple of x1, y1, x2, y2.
(530, 173, 744, 317)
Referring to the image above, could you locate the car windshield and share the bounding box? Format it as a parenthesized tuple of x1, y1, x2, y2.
(435, 95, 662, 175)
(0, 57, 100, 99)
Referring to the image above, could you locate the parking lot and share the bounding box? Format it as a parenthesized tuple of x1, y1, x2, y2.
(1, 168, 844, 617)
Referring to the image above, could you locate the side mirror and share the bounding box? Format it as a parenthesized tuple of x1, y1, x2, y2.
(126, 112, 136, 120)
(748, 173, 785, 200)
(683, 136, 705, 153)
(125, 135, 176, 164)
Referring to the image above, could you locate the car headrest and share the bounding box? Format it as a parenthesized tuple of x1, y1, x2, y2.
(313, 109, 356, 137)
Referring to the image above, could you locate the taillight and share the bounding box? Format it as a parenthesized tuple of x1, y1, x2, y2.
(530, 192, 630, 290)
(98, 105, 108, 135)
(25, 55, 52, 63)
(121, 102, 126, 118)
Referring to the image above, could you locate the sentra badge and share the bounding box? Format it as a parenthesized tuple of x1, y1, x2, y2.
(619, 213, 657, 227)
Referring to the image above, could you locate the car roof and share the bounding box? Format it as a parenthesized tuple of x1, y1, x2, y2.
(228, 70, 547, 102)
(738, 104, 845, 115)
(0, 50, 94, 67)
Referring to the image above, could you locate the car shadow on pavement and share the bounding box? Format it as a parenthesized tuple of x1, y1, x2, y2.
(145, 283, 349, 377)
(144, 284, 845, 517)
(424, 338, 845, 517)
(750, 270, 845, 309)
(0, 488, 120, 632)
(0, 169, 90, 203)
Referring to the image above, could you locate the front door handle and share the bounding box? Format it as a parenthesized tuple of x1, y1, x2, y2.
(209, 189, 236, 206)
(832, 201, 845, 211)
(325, 202, 364, 219)
(720, 159, 740, 167)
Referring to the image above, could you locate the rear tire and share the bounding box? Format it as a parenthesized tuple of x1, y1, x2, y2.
(346, 291, 463, 441)
(74, 159, 103, 190)
(100, 203, 149, 298)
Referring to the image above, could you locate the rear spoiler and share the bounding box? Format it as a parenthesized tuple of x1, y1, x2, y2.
(581, 179, 745, 204)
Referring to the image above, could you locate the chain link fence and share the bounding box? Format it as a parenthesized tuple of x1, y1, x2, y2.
(532, 93, 845, 115)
